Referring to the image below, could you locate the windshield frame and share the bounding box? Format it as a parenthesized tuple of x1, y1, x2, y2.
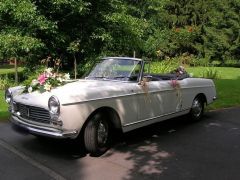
(86, 57, 144, 82)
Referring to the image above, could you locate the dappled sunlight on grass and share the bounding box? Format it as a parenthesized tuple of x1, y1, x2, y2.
(187, 67, 240, 80)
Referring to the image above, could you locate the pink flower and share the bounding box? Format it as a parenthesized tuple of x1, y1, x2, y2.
(171, 79, 178, 88)
(38, 74, 47, 85)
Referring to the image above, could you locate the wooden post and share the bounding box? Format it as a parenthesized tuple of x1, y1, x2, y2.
(14, 57, 18, 84)
(74, 54, 77, 79)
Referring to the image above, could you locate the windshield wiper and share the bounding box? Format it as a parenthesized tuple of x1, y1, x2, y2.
(86, 76, 106, 79)
(113, 76, 130, 79)
(86, 76, 130, 80)
(112, 76, 129, 79)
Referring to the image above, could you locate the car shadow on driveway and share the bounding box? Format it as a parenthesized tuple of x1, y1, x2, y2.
(11, 124, 88, 159)
(3, 108, 240, 180)
(7, 108, 240, 180)
(11, 113, 205, 160)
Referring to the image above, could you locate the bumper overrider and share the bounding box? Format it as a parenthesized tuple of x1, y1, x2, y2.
(11, 114, 78, 139)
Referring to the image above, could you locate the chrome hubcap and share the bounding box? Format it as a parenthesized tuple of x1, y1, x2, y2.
(192, 99, 202, 117)
(97, 121, 108, 146)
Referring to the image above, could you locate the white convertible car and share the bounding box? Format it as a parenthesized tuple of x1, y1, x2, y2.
(5, 57, 216, 156)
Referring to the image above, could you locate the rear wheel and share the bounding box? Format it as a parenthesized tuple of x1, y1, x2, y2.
(84, 113, 111, 156)
(189, 96, 204, 121)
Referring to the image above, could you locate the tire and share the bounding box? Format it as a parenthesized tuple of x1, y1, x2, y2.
(84, 113, 111, 156)
(189, 96, 204, 121)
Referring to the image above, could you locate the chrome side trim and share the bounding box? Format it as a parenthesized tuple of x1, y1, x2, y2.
(11, 115, 78, 139)
(124, 108, 190, 127)
(62, 92, 140, 106)
(122, 109, 190, 133)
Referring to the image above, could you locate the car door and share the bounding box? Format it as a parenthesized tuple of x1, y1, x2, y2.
(137, 80, 179, 121)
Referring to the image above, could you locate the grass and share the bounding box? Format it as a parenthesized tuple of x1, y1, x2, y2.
(0, 90, 9, 121)
(211, 79, 240, 109)
(0, 65, 24, 75)
(0, 66, 16, 121)
(186, 67, 240, 79)
(186, 67, 240, 110)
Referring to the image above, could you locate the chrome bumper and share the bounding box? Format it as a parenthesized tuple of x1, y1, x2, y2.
(11, 115, 78, 139)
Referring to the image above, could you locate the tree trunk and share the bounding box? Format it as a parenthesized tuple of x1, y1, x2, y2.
(14, 57, 18, 84)
(74, 54, 77, 79)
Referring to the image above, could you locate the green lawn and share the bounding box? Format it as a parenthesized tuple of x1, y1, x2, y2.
(0, 66, 17, 122)
(187, 67, 240, 80)
(0, 90, 9, 121)
(0, 65, 24, 75)
(211, 79, 240, 109)
(187, 67, 240, 110)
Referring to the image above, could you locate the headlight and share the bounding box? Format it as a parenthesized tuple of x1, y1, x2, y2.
(48, 96, 60, 116)
(5, 89, 12, 104)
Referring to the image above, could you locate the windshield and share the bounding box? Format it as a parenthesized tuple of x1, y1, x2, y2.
(86, 58, 142, 81)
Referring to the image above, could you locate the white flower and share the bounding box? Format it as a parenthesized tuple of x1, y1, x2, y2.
(31, 79, 39, 86)
(28, 86, 33, 93)
(63, 73, 70, 80)
(57, 77, 63, 83)
(44, 83, 52, 91)
(45, 68, 53, 74)
(45, 68, 53, 77)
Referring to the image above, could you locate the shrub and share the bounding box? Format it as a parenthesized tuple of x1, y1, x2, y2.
(202, 68, 220, 79)
(22, 66, 47, 86)
(190, 58, 210, 67)
(0, 71, 25, 83)
(211, 60, 222, 67)
(0, 75, 16, 90)
(77, 61, 95, 78)
(150, 60, 179, 74)
(178, 53, 195, 65)
(224, 60, 240, 67)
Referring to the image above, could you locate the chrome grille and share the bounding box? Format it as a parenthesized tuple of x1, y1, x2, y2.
(16, 103, 51, 124)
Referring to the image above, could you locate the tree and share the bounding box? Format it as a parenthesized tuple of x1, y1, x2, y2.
(0, 34, 44, 83)
(1, 0, 239, 76)
(0, 0, 55, 82)
(67, 40, 81, 79)
(144, 0, 240, 62)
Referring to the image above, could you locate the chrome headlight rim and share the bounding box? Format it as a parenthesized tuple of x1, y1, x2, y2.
(5, 89, 12, 104)
(48, 95, 60, 116)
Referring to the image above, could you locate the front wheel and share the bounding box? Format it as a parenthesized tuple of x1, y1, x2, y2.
(84, 113, 111, 156)
(189, 97, 204, 121)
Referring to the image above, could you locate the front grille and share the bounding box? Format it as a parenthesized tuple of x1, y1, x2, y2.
(16, 103, 51, 124)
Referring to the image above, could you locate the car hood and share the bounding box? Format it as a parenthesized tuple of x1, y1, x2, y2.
(13, 80, 137, 107)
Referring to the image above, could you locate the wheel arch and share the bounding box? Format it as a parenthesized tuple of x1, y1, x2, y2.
(195, 93, 207, 105)
(79, 106, 123, 138)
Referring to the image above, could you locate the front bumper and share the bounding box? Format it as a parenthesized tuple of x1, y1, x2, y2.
(11, 114, 78, 139)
